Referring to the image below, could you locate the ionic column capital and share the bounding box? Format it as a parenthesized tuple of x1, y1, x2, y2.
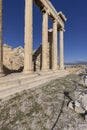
(60, 27, 65, 32)
(41, 7, 50, 15)
(53, 19, 57, 24)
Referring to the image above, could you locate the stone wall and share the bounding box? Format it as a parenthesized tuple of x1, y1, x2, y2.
(33, 41, 51, 71)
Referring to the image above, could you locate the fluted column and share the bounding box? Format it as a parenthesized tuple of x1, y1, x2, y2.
(23, 0, 33, 73)
(59, 28, 64, 69)
(0, 0, 3, 74)
(52, 20, 58, 70)
(42, 9, 48, 71)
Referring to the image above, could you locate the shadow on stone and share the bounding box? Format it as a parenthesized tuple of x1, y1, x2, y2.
(64, 91, 72, 101)
(3, 65, 24, 75)
(80, 113, 85, 120)
(33, 45, 42, 71)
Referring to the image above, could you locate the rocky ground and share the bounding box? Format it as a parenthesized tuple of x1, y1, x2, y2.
(0, 74, 87, 130)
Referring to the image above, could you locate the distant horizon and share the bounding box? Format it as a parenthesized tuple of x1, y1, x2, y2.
(65, 60, 87, 64)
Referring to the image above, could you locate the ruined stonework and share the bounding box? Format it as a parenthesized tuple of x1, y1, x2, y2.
(33, 45, 42, 71)
(33, 42, 51, 71)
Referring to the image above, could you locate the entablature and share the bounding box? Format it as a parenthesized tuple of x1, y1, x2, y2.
(34, 0, 67, 28)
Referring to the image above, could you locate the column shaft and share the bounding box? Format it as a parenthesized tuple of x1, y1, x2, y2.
(23, 0, 33, 73)
(52, 20, 58, 70)
(60, 28, 64, 69)
(42, 11, 48, 71)
(0, 0, 3, 73)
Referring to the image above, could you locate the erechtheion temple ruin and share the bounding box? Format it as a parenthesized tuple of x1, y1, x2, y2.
(0, 0, 67, 75)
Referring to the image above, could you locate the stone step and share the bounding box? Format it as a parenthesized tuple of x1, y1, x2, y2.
(0, 70, 64, 87)
(0, 71, 62, 91)
(0, 70, 68, 89)
(0, 72, 38, 84)
(0, 70, 69, 99)
(0, 75, 36, 88)
(0, 70, 56, 85)
(0, 72, 68, 99)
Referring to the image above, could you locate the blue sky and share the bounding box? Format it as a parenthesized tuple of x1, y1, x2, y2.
(2, 0, 87, 63)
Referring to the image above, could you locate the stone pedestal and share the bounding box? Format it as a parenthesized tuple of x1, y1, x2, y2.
(52, 20, 58, 71)
(60, 28, 64, 70)
(42, 10, 48, 71)
(23, 0, 33, 73)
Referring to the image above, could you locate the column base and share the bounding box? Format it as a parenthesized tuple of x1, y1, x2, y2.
(41, 69, 49, 72)
(23, 69, 33, 74)
(59, 67, 64, 70)
(38, 69, 53, 76)
(41, 66, 49, 72)
(52, 69, 58, 72)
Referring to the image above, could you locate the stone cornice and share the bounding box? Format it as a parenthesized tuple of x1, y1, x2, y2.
(58, 11, 67, 22)
(34, 0, 67, 28)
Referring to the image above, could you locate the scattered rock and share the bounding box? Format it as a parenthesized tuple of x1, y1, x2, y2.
(75, 100, 81, 107)
(68, 100, 85, 113)
(79, 92, 87, 111)
(75, 105, 85, 114)
(68, 101, 74, 110)
(68, 90, 87, 120)
(74, 100, 85, 113)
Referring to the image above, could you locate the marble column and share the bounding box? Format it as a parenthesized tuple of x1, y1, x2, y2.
(42, 9, 48, 71)
(59, 28, 64, 69)
(23, 0, 33, 73)
(52, 20, 58, 70)
(0, 0, 3, 75)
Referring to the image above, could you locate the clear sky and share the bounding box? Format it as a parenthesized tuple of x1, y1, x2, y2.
(2, 0, 87, 63)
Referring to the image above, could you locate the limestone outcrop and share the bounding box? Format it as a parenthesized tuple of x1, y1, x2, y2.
(3, 44, 24, 71)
